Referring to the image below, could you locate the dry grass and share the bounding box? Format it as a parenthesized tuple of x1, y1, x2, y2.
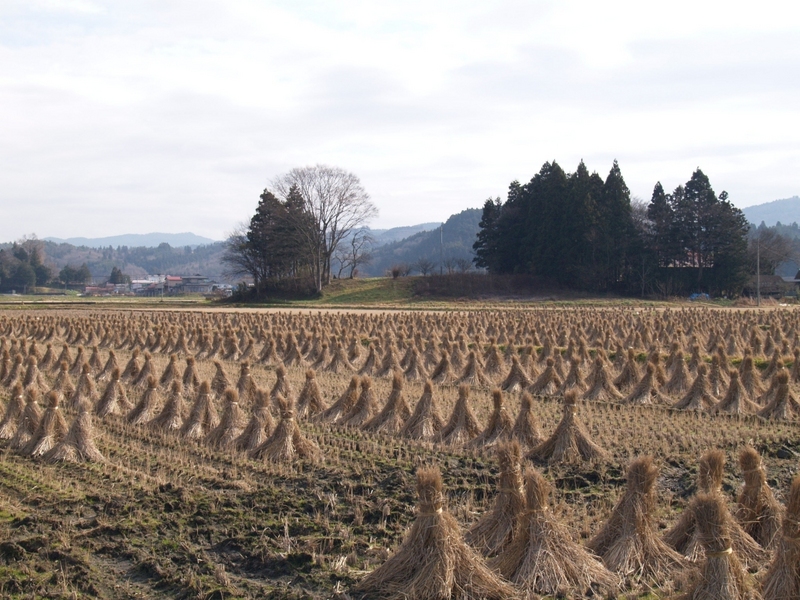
(491, 467, 618, 597)
(464, 440, 525, 556)
(683, 493, 757, 600)
(588, 456, 688, 589)
(761, 475, 800, 600)
(1, 305, 799, 598)
(352, 465, 515, 600)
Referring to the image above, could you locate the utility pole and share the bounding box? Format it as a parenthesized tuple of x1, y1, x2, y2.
(439, 224, 443, 276)
(756, 235, 761, 307)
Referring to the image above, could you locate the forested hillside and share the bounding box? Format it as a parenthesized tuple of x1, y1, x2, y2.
(0, 239, 227, 283)
(743, 196, 800, 227)
(367, 222, 441, 246)
(361, 209, 482, 276)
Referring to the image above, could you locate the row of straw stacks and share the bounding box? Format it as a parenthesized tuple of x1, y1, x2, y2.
(353, 447, 800, 599)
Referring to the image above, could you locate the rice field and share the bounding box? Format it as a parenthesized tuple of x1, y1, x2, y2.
(0, 305, 798, 599)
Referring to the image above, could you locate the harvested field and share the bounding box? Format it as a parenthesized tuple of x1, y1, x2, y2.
(0, 306, 798, 598)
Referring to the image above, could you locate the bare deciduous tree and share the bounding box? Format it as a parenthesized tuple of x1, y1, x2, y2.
(749, 226, 797, 276)
(335, 229, 374, 279)
(412, 257, 436, 276)
(221, 223, 257, 285)
(454, 258, 472, 273)
(272, 165, 378, 292)
(629, 197, 652, 241)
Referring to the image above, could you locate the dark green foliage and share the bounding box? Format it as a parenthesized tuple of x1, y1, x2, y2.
(485, 182, 526, 275)
(26, 244, 52, 286)
(473, 198, 502, 271)
(108, 266, 131, 284)
(222, 187, 313, 296)
(13, 262, 37, 289)
(646, 182, 676, 267)
(0, 240, 229, 284)
(520, 161, 573, 283)
(113, 243, 222, 276)
(599, 160, 634, 287)
(655, 173, 749, 296)
(24, 241, 221, 277)
(475, 162, 750, 296)
(477, 160, 636, 291)
(0, 241, 53, 291)
(59, 263, 92, 285)
(246, 189, 306, 280)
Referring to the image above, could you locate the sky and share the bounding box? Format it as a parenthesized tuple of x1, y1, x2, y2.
(1, 0, 799, 242)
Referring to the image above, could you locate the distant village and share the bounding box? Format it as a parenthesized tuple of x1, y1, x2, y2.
(84, 274, 233, 297)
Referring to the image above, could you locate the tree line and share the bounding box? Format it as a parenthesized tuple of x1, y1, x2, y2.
(473, 161, 751, 297)
(0, 242, 54, 293)
(0, 239, 120, 292)
(223, 161, 792, 300)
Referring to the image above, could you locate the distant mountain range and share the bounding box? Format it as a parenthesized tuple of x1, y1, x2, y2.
(45, 232, 218, 248)
(28, 194, 799, 283)
(24, 219, 476, 282)
(41, 225, 442, 251)
(743, 196, 800, 227)
(367, 222, 442, 245)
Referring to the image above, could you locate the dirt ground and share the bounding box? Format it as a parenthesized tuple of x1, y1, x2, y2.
(0, 306, 798, 599)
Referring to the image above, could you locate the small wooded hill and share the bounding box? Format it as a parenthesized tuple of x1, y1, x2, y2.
(367, 222, 441, 246)
(362, 208, 482, 276)
(743, 196, 800, 227)
(5, 240, 229, 281)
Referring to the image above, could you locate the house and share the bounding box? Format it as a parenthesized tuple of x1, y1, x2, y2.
(743, 274, 792, 298)
(781, 269, 800, 292)
(179, 275, 214, 294)
(164, 276, 183, 293)
(130, 274, 217, 296)
(131, 276, 164, 293)
(138, 282, 165, 297)
(83, 283, 130, 296)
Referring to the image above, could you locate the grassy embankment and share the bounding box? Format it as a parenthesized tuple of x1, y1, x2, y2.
(2, 277, 792, 310)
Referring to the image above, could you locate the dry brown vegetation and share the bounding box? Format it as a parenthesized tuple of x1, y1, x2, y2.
(0, 306, 798, 598)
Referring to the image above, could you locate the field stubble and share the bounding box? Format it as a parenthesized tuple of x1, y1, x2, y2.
(0, 306, 798, 599)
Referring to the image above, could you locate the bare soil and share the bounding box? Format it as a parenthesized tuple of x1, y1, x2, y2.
(0, 306, 798, 599)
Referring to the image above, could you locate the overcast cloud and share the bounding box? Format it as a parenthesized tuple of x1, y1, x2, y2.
(1, 0, 798, 242)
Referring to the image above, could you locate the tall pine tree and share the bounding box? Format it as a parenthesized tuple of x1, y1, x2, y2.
(473, 197, 503, 271)
(597, 160, 633, 289)
(646, 182, 675, 267)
